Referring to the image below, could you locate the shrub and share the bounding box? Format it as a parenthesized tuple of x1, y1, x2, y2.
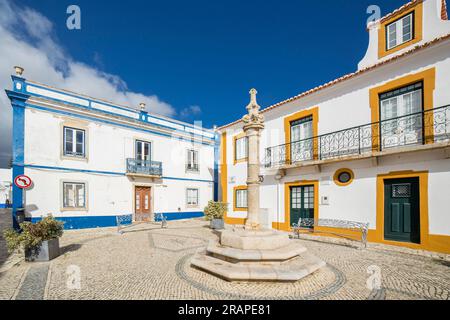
(203, 201, 228, 221)
(3, 215, 64, 254)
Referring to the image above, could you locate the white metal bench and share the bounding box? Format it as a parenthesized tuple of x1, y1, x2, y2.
(116, 213, 167, 234)
(292, 218, 369, 248)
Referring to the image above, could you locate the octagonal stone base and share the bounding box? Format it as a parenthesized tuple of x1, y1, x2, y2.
(220, 229, 291, 250)
(191, 228, 326, 282)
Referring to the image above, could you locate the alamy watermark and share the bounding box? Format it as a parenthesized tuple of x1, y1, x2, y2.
(66, 264, 81, 290)
(366, 265, 382, 290)
(66, 5, 81, 30)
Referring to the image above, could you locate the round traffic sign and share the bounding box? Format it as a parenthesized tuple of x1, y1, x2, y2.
(14, 175, 32, 189)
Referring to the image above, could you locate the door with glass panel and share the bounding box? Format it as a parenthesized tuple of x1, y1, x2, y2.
(135, 140, 151, 174)
(135, 186, 151, 221)
(290, 116, 313, 162)
(290, 185, 314, 227)
(379, 82, 423, 150)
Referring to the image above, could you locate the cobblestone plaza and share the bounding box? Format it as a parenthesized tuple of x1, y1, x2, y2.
(0, 209, 449, 300)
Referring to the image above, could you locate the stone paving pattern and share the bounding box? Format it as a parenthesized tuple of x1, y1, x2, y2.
(0, 210, 449, 300)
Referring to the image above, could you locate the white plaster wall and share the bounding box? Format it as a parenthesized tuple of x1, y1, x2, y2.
(221, 41, 450, 237)
(267, 150, 450, 236)
(359, 0, 450, 70)
(23, 109, 215, 182)
(21, 108, 215, 218)
(23, 168, 213, 219)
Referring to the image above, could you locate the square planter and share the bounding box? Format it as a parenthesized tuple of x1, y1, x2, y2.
(25, 238, 60, 262)
(210, 219, 224, 230)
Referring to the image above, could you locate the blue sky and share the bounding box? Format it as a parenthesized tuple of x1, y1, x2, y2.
(17, 0, 409, 125)
(0, 0, 411, 166)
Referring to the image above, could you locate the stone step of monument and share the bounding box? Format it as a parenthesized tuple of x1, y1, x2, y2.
(191, 250, 326, 282)
(206, 240, 307, 263)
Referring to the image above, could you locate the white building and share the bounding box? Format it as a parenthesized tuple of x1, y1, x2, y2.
(6, 72, 218, 229)
(0, 168, 12, 208)
(218, 0, 450, 254)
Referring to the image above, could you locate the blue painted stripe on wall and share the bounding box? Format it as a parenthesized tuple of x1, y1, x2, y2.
(25, 81, 215, 134)
(25, 103, 214, 146)
(22, 164, 214, 183)
(155, 211, 204, 221)
(30, 212, 204, 230)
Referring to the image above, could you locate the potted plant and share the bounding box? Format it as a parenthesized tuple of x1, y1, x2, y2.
(204, 201, 227, 230)
(3, 215, 64, 262)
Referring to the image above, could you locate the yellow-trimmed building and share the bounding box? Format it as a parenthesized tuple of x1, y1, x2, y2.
(218, 0, 450, 254)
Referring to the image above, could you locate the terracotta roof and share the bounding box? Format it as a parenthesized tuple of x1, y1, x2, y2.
(218, 33, 450, 130)
(443, 0, 448, 20)
(379, 0, 422, 24)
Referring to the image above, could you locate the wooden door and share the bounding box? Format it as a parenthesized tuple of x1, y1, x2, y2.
(384, 178, 420, 243)
(135, 186, 151, 221)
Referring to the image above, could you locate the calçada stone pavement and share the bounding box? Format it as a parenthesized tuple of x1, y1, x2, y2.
(0, 209, 449, 300)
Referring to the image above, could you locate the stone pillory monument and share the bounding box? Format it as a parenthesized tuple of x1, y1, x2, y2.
(191, 89, 325, 281)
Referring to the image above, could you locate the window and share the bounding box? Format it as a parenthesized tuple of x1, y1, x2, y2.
(235, 188, 248, 209)
(290, 116, 314, 162)
(235, 136, 248, 162)
(186, 188, 199, 206)
(334, 168, 355, 186)
(186, 149, 199, 172)
(135, 140, 151, 162)
(64, 127, 85, 157)
(386, 13, 413, 50)
(379, 82, 423, 148)
(63, 182, 86, 209)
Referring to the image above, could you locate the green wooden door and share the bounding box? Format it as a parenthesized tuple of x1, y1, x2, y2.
(384, 178, 420, 243)
(290, 185, 315, 227)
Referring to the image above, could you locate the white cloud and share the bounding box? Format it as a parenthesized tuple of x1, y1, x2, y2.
(0, 0, 176, 167)
(180, 105, 202, 120)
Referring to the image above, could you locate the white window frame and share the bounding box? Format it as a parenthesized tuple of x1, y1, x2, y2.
(186, 188, 199, 207)
(62, 182, 87, 210)
(135, 140, 152, 162)
(386, 13, 413, 50)
(235, 189, 248, 209)
(235, 136, 248, 161)
(64, 127, 86, 158)
(186, 149, 199, 172)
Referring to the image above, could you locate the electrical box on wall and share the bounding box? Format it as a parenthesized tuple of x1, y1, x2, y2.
(321, 195, 330, 205)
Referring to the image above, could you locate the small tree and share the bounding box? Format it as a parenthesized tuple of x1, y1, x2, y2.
(203, 201, 228, 221)
(3, 215, 64, 254)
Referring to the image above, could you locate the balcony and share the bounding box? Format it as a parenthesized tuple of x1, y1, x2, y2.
(126, 158, 163, 177)
(264, 105, 450, 169)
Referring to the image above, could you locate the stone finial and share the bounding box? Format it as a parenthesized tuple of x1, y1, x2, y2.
(242, 88, 264, 127)
(14, 66, 24, 76)
(139, 102, 146, 112)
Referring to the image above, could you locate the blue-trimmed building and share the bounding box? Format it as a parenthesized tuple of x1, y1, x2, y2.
(5, 69, 219, 229)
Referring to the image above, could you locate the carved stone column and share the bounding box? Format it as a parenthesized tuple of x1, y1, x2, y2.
(242, 89, 264, 230)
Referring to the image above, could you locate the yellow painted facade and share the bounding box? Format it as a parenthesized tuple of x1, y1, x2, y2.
(378, 1, 423, 58)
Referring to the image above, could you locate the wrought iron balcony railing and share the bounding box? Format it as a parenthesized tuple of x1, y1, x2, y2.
(126, 158, 163, 176)
(264, 105, 450, 168)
